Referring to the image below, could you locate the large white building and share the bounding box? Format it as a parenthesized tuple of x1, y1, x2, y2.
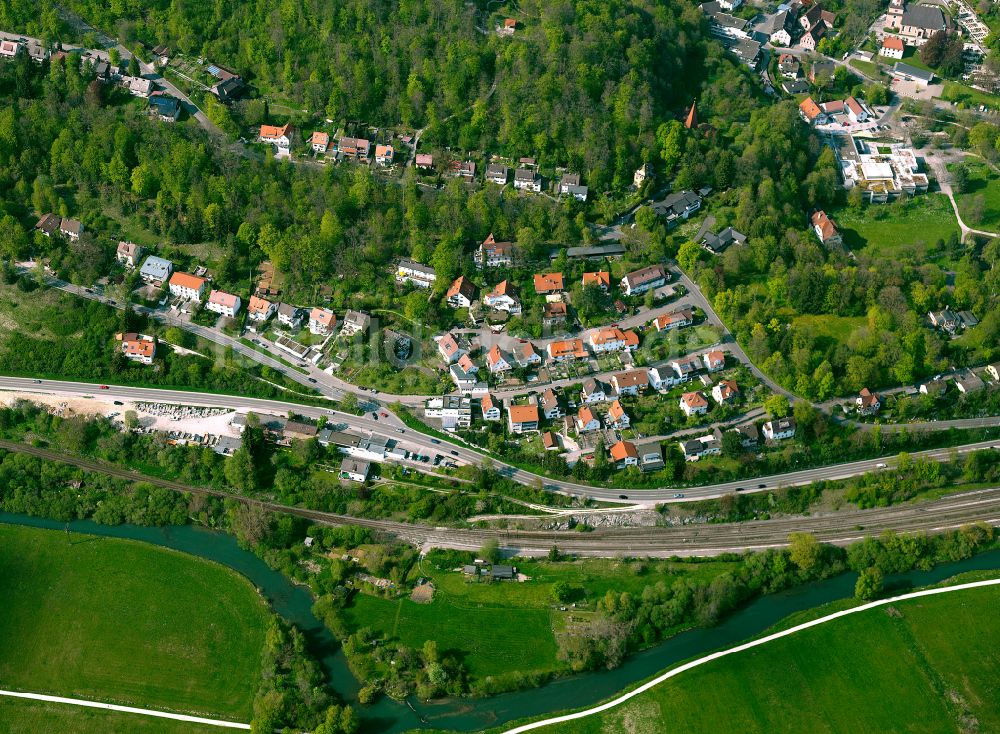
(168, 272, 207, 301)
(396, 259, 437, 288)
(206, 290, 241, 318)
(424, 396, 473, 430)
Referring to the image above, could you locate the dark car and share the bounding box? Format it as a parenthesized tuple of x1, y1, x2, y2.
(758, 484, 767, 489)
(431, 438, 441, 445)
(113, 400, 124, 406)
(307, 377, 317, 383)
(372, 413, 379, 420)
(619, 494, 629, 500)
(450, 450, 459, 456)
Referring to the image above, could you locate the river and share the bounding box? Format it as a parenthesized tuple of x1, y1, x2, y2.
(3, 513, 999, 733)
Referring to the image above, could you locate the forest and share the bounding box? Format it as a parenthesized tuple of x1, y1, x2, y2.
(2, 0, 707, 190)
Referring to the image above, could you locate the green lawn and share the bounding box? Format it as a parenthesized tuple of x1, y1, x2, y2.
(0, 525, 270, 720)
(940, 81, 1000, 110)
(341, 558, 739, 681)
(0, 697, 224, 734)
(833, 194, 960, 261)
(949, 160, 1000, 232)
(531, 582, 1000, 734)
(791, 314, 866, 342)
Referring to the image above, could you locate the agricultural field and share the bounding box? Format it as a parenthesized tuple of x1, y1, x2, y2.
(0, 525, 270, 720)
(0, 697, 224, 734)
(833, 194, 961, 262)
(530, 580, 1000, 734)
(339, 556, 740, 681)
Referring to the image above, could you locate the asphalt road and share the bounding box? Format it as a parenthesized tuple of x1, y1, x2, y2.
(3, 437, 999, 557)
(3, 377, 1000, 505)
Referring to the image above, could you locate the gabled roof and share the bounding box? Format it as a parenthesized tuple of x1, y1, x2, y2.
(447, 275, 477, 301)
(249, 295, 274, 314)
(439, 333, 462, 358)
(311, 131, 330, 146)
(582, 271, 610, 288)
(799, 97, 823, 121)
(541, 388, 560, 410)
(608, 400, 626, 421)
(548, 339, 587, 359)
(811, 210, 839, 241)
(681, 391, 708, 409)
(509, 404, 539, 423)
(533, 272, 564, 293)
(489, 280, 517, 298)
(882, 36, 904, 51)
(310, 307, 335, 327)
(716, 380, 739, 400)
(610, 440, 638, 461)
(481, 393, 498, 412)
(577, 406, 598, 424)
(704, 349, 725, 365)
(260, 123, 291, 138)
(169, 271, 206, 291)
(613, 369, 648, 388)
(486, 344, 508, 366)
(208, 290, 239, 309)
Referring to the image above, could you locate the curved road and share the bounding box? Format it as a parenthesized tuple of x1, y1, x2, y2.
(4, 377, 1000, 504)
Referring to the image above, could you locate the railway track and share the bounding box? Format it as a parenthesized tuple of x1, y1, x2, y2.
(3, 439, 998, 557)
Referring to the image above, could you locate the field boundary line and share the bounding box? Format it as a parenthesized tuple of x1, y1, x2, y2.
(501, 577, 1000, 734)
(0, 689, 250, 729)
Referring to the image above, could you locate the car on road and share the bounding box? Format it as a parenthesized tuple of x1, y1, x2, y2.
(99, 385, 109, 390)
(736, 487, 744, 492)
(450, 450, 459, 456)
(372, 413, 379, 420)
(672, 493, 684, 498)
(32, 379, 41, 384)
(758, 484, 767, 489)
(397, 428, 405, 434)
(308, 378, 317, 383)
(619, 494, 629, 500)
(431, 438, 441, 444)
(380, 411, 388, 418)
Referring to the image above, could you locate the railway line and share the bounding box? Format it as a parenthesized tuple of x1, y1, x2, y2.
(4, 439, 998, 557)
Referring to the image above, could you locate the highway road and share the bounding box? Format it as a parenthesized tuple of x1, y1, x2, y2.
(2, 437, 998, 557)
(3, 377, 1000, 505)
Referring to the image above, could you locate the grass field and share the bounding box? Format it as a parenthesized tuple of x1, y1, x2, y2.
(833, 194, 961, 262)
(341, 557, 740, 680)
(949, 160, 1000, 232)
(533, 581, 1000, 734)
(0, 697, 224, 734)
(0, 525, 270, 720)
(791, 314, 866, 343)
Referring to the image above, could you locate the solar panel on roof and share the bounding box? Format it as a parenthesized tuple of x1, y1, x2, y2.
(207, 65, 220, 76)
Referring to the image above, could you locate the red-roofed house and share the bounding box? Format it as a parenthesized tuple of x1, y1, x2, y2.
(168, 272, 207, 301)
(311, 131, 330, 153)
(609, 440, 639, 468)
(248, 296, 277, 323)
(712, 380, 740, 404)
(654, 309, 693, 331)
(446, 276, 477, 308)
(811, 210, 842, 246)
(260, 123, 293, 149)
(607, 400, 630, 429)
(533, 272, 564, 294)
(680, 391, 709, 417)
(576, 406, 601, 433)
(206, 290, 241, 318)
(483, 280, 521, 313)
(856, 388, 881, 415)
(880, 36, 904, 59)
(547, 339, 588, 362)
(481, 394, 501, 421)
(703, 350, 725, 372)
(582, 271, 610, 290)
(486, 345, 513, 374)
(309, 308, 336, 335)
(508, 403, 539, 433)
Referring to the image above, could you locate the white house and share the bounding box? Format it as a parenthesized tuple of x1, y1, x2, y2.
(277, 303, 303, 328)
(581, 378, 609, 404)
(621, 264, 667, 296)
(446, 276, 476, 308)
(340, 457, 371, 483)
(396, 259, 437, 288)
(576, 406, 602, 433)
(341, 310, 371, 336)
(508, 403, 540, 433)
(139, 255, 173, 284)
(486, 345, 513, 374)
(611, 369, 649, 396)
(609, 440, 640, 468)
(480, 394, 502, 421)
(248, 296, 277, 323)
(880, 36, 904, 59)
(680, 434, 722, 461)
(437, 333, 465, 364)
(762, 417, 796, 440)
(260, 123, 293, 150)
(483, 280, 521, 313)
(679, 391, 709, 417)
(424, 395, 473, 430)
(309, 307, 336, 335)
(116, 241, 144, 268)
(541, 388, 564, 419)
(702, 350, 725, 372)
(120, 332, 157, 365)
(607, 400, 630, 429)
(206, 290, 241, 318)
(514, 168, 541, 192)
(168, 272, 207, 301)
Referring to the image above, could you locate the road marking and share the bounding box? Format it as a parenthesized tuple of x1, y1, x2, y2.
(501, 578, 1000, 733)
(0, 689, 250, 729)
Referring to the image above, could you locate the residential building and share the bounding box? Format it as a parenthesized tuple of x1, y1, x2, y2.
(581, 378, 610, 404)
(799, 3, 835, 32)
(697, 217, 747, 254)
(309, 308, 336, 335)
(277, 303, 303, 328)
(576, 406, 602, 433)
(486, 345, 513, 374)
(476, 234, 517, 269)
(375, 144, 394, 165)
(880, 36, 905, 59)
(811, 210, 842, 246)
(809, 59, 836, 83)
(654, 309, 693, 331)
(783, 79, 811, 95)
(589, 327, 638, 353)
(919, 378, 948, 396)
(762, 417, 796, 440)
(248, 296, 277, 323)
(681, 434, 722, 461)
(340, 457, 371, 483)
(116, 241, 143, 268)
(206, 290, 241, 318)
(701, 2, 751, 41)
(731, 38, 763, 70)
(260, 123, 293, 149)
(541, 388, 564, 419)
(34, 213, 61, 237)
(450, 363, 480, 393)
(424, 395, 473, 430)
(341, 310, 371, 336)
(483, 280, 521, 313)
(548, 338, 588, 362)
(987, 363, 1000, 382)
(712, 379, 740, 404)
(148, 94, 181, 122)
(621, 264, 668, 296)
(168, 272, 207, 301)
(928, 309, 960, 333)
(607, 400, 630, 429)
(515, 341, 542, 367)
(480, 394, 501, 421)
(415, 153, 434, 170)
(508, 402, 540, 433)
(542, 431, 560, 451)
(0, 40, 20, 59)
(446, 276, 477, 308)
(839, 137, 929, 203)
(533, 272, 565, 294)
(651, 191, 701, 227)
(514, 168, 541, 192)
(609, 440, 639, 468)
(633, 163, 653, 188)
(310, 131, 329, 153)
(437, 333, 465, 364)
(139, 255, 173, 284)
(800, 21, 826, 51)
(119, 332, 156, 365)
(486, 163, 509, 184)
(542, 301, 569, 327)
(123, 75, 154, 97)
(779, 54, 801, 79)
(856, 388, 881, 415)
(559, 173, 588, 201)
(611, 369, 649, 396)
(954, 371, 985, 394)
(582, 271, 610, 290)
(338, 137, 370, 161)
(680, 391, 709, 417)
(703, 350, 725, 372)
(766, 11, 792, 45)
(648, 366, 683, 391)
(732, 423, 760, 447)
(457, 353, 478, 375)
(59, 218, 83, 240)
(637, 441, 664, 472)
(396, 259, 437, 288)
(452, 160, 476, 178)
(671, 355, 702, 380)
